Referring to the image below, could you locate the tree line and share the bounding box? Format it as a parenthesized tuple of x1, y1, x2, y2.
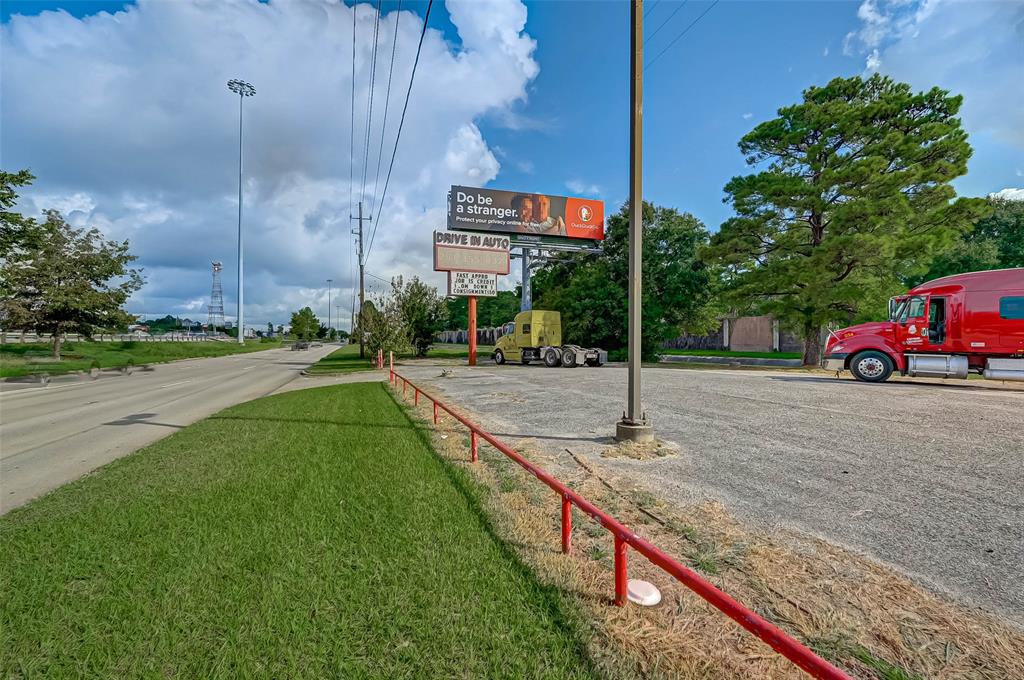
(4, 74, 1021, 365)
(526, 74, 1020, 365)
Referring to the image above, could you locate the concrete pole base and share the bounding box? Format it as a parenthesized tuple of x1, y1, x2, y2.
(615, 420, 654, 443)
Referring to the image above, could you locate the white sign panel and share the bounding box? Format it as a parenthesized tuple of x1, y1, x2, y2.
(433, 230, 510, 274)
(448, 271, 498, 297)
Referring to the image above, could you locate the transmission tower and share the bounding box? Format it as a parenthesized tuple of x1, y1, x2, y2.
(207, 261, 226, 334)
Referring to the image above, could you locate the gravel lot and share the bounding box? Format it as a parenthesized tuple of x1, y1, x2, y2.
(398, 362, 1024, 626)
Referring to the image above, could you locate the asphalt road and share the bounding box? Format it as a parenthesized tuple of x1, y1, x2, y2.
(398, 363, 1024, 625)
(0, 344, 336, 513)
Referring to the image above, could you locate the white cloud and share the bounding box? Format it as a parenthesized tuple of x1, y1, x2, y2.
(844, 0, 1024, 148)
(989, 188, 1024, 202)
(742, 112, 753, 120)
(565, 179, 601, 196)
(516, 160, 535, 174)
(823, 46, 829, 57)
(0, 0, 539, 327)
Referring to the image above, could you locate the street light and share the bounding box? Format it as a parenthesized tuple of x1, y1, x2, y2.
(326, 278, 333, 340)
(227, 78, 255, 344)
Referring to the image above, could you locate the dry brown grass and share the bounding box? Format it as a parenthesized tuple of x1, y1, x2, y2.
(393, 384, 1024, 680)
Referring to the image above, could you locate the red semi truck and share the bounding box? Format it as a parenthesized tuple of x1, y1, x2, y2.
(823, 268, 1024, 383)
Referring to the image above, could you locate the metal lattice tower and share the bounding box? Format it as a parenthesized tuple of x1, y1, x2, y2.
(207, 261, 226, 333)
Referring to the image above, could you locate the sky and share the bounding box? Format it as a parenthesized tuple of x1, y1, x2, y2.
(2, 0, 1022, 329)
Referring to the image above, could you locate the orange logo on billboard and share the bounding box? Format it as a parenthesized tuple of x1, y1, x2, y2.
(578, 205, 593, 222)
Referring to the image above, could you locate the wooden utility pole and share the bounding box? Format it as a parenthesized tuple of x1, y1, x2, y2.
(616, 0, 653, 442)
(351, 201, 371, 359)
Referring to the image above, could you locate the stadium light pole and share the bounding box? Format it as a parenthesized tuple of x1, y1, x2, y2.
(616, 1, 653, 442)
(228, 78, 255, 344)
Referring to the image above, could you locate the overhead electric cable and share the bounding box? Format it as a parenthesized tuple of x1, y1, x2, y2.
(643, 0, 661, 19)
(365, 0, 433, 262)
(648, 0, 688, 42)
(359, 0, 383, 206)
(645, 0, 720, 71)
(368, 0, 402, 217)
(349, 0, 357, 221)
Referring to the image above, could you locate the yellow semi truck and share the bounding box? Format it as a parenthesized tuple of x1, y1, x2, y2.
(492, 310, 607, 368)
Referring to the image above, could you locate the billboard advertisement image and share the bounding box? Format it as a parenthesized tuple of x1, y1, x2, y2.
(448, 185, 604, 242)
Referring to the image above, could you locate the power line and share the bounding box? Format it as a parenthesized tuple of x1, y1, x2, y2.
(643, 0, 661, 18)
(647, 0, 688, 43)
(365, 0, 433, 262)
(368, 0, 402, 218)
(359, 0, 383, 206)
(349, 1, 357, 222)
(645, 0, 720, 71)
(365, 271, 392, 285)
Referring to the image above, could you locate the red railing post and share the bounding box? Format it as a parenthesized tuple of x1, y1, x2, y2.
(471, 430, 478, 463)
(561, 496, 572, 554)
(402, 379, 407, 398)
(614, 535, 628, 606)
(414, 388, 419, 406)
(433, 401, 438, 424)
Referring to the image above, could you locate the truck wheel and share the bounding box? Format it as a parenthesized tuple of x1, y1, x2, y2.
(850, 350, 893, 383)
(561, 348, 576, 367)
(494, 350, 505, 365)
(544, 348, 561, 368)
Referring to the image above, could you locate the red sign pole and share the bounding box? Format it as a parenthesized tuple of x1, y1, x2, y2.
(468, 295, 477, 366)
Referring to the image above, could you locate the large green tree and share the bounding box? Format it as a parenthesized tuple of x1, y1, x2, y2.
(0, 170, 40, 260)
(393, 276, 448, 357)
(533, 201, 719, 360)
(705, 74, 988, 365)
(907, 195, 1024, 285)
(1, 210, 143, 359)
(289, 306, 319, 340)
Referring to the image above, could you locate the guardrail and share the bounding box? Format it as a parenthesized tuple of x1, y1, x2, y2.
(389, 366, 852, 680)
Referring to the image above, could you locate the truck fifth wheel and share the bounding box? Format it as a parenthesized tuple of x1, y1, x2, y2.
(492, 311, 607, 368)
(823, 268, 1024, 383)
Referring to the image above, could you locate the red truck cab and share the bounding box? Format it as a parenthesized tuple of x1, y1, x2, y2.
(823, 268, 1024, 383)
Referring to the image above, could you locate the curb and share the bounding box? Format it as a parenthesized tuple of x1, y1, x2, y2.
(659, 354, 803, 368)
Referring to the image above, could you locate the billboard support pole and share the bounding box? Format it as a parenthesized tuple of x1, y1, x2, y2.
(521, 248, 532, 312)
(468, 296, 478, 366)
(616, 0, 653, 443)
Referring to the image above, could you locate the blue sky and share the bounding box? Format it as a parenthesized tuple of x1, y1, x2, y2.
(2, 0, 1021, 325)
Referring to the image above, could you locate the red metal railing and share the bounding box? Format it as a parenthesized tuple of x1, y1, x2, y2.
(389, 366, 852, 680)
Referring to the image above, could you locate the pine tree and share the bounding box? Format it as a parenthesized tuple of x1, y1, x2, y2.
(705, 74, 988, 365)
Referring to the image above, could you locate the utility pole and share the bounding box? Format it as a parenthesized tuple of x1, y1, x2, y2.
(616, 0, 653, 442)
(350, 201, 371, 358)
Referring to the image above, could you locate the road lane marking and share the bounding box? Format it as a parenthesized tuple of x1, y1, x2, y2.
(159, 380, 193, 388)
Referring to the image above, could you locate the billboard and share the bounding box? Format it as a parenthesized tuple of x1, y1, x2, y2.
(448, 271, 497, 297)
(433, 230, 510, 275)
(448, 185, 604, 242)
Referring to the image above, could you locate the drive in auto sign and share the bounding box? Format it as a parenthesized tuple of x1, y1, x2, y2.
(434, 230, 510, 366)
(433, 230, 511, 274)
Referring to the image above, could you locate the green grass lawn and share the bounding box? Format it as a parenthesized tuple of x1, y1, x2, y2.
(660, 348, 802, 360)
(421, 343, 495, 359)
(0, 340, 282, 378)
(303, 342, 376, 374)
(0, 383, 596, 678)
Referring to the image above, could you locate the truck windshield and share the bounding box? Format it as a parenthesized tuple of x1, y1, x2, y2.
(889, 299, 908, 322)
(894, 296, 926, 323)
